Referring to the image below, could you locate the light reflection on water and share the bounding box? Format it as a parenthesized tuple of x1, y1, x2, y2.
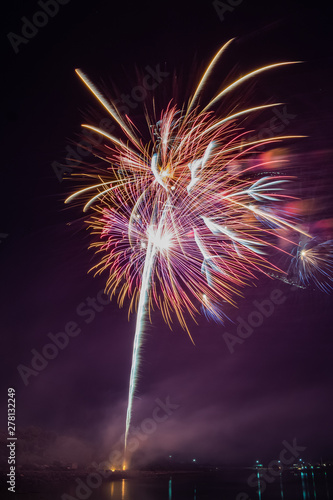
(280, 471, 284, 499)
(312, 471, 317, 500)
(325, 471, 331, 500)
(257, 469, 262, 500)
(122, 478, 126, 499)
(59, 468, 332, 500)
(107, 476, 199, 500)
(109, 478, 127, 499)
(301, 471, 309, 499)
(254, 468, 331, 500)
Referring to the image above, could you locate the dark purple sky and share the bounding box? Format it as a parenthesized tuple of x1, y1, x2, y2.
(1, 0, 333, 467)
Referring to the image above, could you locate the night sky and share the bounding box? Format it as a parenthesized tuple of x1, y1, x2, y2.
(1, 0, 333, 468)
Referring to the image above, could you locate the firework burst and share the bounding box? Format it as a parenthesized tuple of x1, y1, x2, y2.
(289, 237, 333, 292)
(65, 39, 311, 464)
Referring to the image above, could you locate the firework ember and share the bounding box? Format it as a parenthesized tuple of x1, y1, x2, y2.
(289, 237, 333, 292)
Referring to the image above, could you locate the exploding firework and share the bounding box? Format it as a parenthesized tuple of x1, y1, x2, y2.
(65, 39, 312, 464)
(289, 237, 333, 292)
